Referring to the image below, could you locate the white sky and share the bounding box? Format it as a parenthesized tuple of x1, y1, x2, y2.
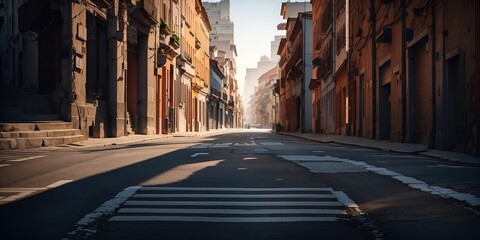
(204, 0, 296, 97)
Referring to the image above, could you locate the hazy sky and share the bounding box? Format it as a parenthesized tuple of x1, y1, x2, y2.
(204, 0, 294, 94)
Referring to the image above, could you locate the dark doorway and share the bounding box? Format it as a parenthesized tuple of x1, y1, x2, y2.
(38, 20, 61, 94)
(379, 61, 392, 140)
(127, 43, 138, 133)
(408, 37, 430, 144)
(444, 55, 464, 150)
(86, 13, 108, 104)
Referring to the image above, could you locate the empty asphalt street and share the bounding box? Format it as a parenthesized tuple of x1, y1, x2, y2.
(1, 129, 479, 240)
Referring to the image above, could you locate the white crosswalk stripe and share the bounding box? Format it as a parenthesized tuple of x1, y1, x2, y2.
(109, 187, 348, 223)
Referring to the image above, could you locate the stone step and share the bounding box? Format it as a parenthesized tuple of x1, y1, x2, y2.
(0, 122, 76, 131)
(0, 129, 81, 138)
(0, 114, 60, 122)
(0, 135, 87, 150)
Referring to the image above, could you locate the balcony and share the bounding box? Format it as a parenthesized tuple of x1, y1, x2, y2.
(160, 19, 172, 36)
(132, 0, 158, 26)
(170, 33, 180, 49)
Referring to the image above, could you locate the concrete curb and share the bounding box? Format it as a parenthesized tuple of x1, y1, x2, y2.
(274, 131, 480, 165)
(275, 131, 429, 156)
(58, 135, 174, 149)
(58, 129, 240, 150)
(417, 152, 480, 166)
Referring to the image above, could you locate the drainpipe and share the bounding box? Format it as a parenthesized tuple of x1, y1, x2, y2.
(370, 0, 377, 139)
(429, 0, 436, 148)
(477, 0, 480, 156)
(332, 0, 336, 133)
(346, 0, 352, 136)
(401, 0, 407, 142)
(301, 14, 306, 132)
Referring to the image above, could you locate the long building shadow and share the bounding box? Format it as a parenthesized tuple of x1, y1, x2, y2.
(0, 138, 224, 240)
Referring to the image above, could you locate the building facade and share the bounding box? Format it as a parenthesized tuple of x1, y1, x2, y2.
(0, 0, 217, 149)
(310, 0, 479, 156)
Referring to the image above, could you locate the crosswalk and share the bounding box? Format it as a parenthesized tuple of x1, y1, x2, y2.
(190, 142, 284, 148)
(109, 187, 348, 223)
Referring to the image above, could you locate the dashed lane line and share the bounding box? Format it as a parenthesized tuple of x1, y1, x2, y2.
(0, 180, 73, 204)
(9, 155, 46, 162)
(190, 153, 209, 157)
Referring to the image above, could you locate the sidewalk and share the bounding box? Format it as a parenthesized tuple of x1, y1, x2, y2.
(276, 132, 480, 165)
(53, 129, 239, 149)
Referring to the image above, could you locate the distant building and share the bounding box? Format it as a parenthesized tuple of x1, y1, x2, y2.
(253, 66, 280, 128)
(271, 35, 284, 63)
(244, 56, 277, 123)
(204, 0, 243, 128)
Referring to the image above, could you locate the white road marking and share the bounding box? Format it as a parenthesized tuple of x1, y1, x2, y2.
(0, 164, 11, 168)
(312, 150, 325, 153)
(279, 155, 480, 207)
(139, 187, 334, 192)
(260, 142, 284, 146)
(124, 200, 343, 207)
(0, 188, 45, 203)
(104, 187, 350, 224)
(211, 143, 232, 148)
(46, 180, 73, 189)
(9, 155, 46, 162)
(132, 193, 336, 199)
(110, 216, 338, 222)
(0, 188, 46, 192)
(109, 216, 337, 223)
(191, 144, 212, 149)
(67, 186, 141, 238)
(333, 191, 359, 208)
(234, 141, 257, 146)
(190, 153, 209, 157)
(118, 208, 345, 215)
